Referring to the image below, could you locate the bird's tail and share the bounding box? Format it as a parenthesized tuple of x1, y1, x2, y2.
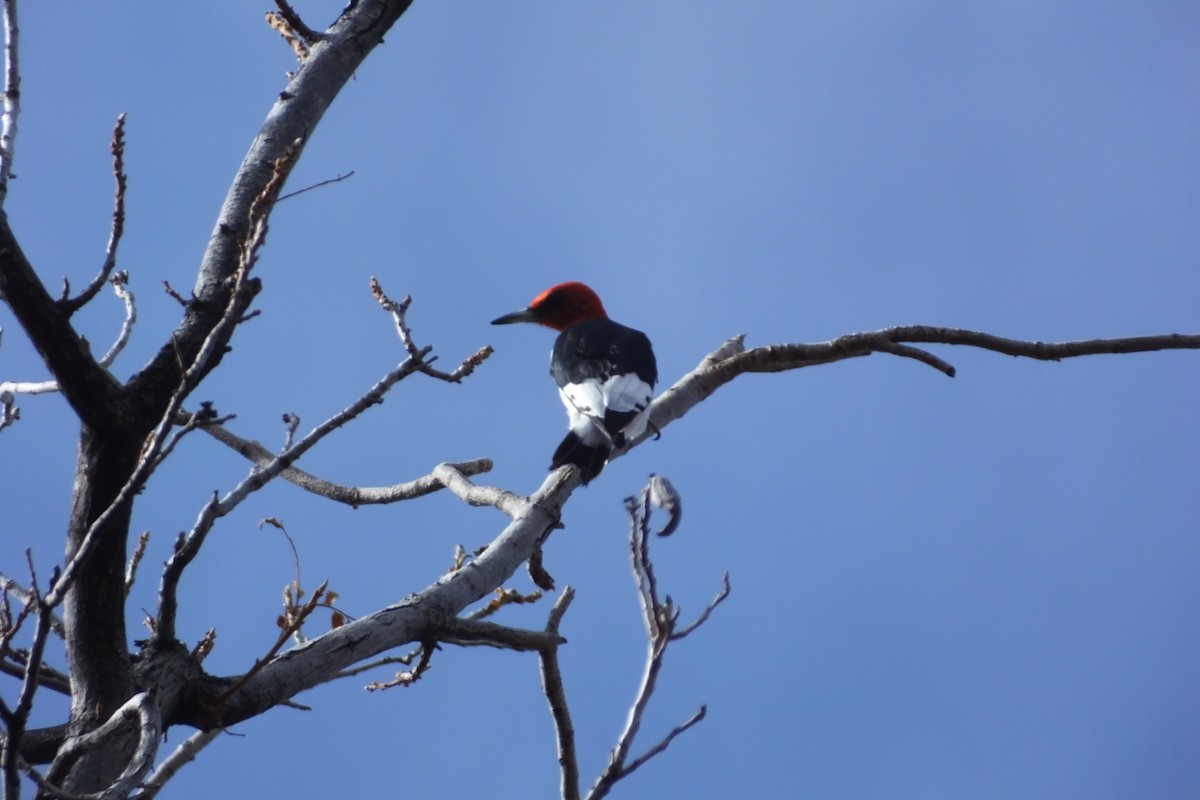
(550, 432, 609, 486)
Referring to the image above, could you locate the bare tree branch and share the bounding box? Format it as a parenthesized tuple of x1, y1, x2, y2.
(538, 588, 579, 800)
(370, 277, 495, 383)
(60, 115, 127, 316)
(21, 691, 158, 800)
(215, 581, 331, 705)
(137, 728, 222, 800)
(365, 638, 436, 691)
(154, 298, 486, 644)
(95, 273, 134, 368)
(0, 573, 63, 638)
(0, 0, 19, 209)
(196, 419, 497, 506)
(672, 572, 731, 641)
(128, 0, 416, 420)
(0, 214, 127, 431)
(0, 274, 137, 430)
(584, 479, 724, 800)
(431, 463, 525, 516)
(437, 617, 564, 653)
(204, 467, 573, 728)
(1, 558, 55, 800)
(639, 328, 1200, 451)
(44, 137, 302, 609)
(180, 280, 496, 509)
(122, 531, 149, 598)
(279, 412, 300, 450)
(0, 656, 71, 697)
(617, 705, 707, 778)
(148, 321, 1198, 751)
(2, 0, 1193, 794)
(526, 479, 727, 800)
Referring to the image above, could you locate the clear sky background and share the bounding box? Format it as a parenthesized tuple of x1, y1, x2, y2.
(3, 2, 1198, 798)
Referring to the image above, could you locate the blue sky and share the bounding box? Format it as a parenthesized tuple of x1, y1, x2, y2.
(3, 2, 1198, 798)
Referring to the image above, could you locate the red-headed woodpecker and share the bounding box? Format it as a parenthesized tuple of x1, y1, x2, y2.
(492, 282, 657, 485)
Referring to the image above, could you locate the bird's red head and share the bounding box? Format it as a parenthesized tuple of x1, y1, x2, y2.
(492, 281, 609, 331)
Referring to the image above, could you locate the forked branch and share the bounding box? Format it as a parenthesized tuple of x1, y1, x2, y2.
(0, 273, 138, 430)
(642, 327, 1200, 447)
(195, 412, 496, 507)
(540, 478, 728, 800)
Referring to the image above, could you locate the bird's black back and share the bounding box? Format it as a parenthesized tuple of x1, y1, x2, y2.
(550, 318, 657, 389)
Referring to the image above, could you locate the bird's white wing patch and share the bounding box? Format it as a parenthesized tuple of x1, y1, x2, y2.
(601, 373, 653, 415)
(560, 382, 604, 418)
(608, 373, 653, 442)
(560, 374, 653, 445)
(559, 383, 605, 444)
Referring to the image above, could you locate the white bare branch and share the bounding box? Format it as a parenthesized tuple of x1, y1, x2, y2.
(635, 328, 1200, 454)
(20, 692, 158, 800)
(136, 728, 222, 800)
(196, 420, 497, 508)
(0, 0, 19, 209)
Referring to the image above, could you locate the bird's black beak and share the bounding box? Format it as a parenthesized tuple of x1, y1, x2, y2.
(491, 307, 538, 325)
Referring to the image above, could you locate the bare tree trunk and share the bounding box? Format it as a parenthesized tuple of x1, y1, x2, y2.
(48, 429, 138, 793)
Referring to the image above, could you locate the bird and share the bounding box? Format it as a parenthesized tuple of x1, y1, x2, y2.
(492, 282, 658, 485)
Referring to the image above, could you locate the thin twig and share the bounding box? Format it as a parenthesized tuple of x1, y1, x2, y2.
(277, 170, 354, 202)
(215, 581, 330, 704)
(12, 552, 49, 723)
(619, 705, 707, 776)
(329, 651, 421, 681)
(371, 277, 495, 383)
(280, 412, 300, 451)
(0, 572, 63, 637)
(161, 280, 190, 307)
(597, 501, 672, 786)
(871, 338, 956, 376)
(124, 530, 150, 597)
(61, 114, 127, 314)
(96, 271, 135, 367)
(539, 587, 579, 800)
(365, 640, 436, 690)
(671, 572, 731, 641)
(586, 478, 725, 799)
(2, 561, 57, 800)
